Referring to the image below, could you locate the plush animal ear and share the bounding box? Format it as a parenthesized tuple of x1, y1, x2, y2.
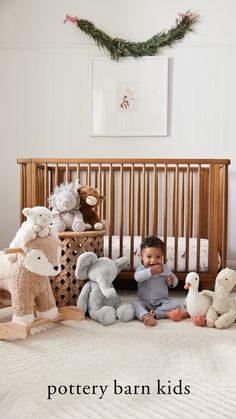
(75, 252, 98, 280)
(74, 179, 83, 190)
(22, 207, 32, 218)
(114, 256, 128, 274)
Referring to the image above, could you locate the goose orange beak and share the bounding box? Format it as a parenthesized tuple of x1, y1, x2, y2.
(184, 283, 191, 289)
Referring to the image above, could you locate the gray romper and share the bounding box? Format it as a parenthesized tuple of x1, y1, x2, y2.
(133, 264, 181, 320)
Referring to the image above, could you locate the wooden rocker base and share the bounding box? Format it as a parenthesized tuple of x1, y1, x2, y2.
(0, 306, 84, 341)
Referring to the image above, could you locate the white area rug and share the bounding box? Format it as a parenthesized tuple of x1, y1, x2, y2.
(1, 291, 236, 419)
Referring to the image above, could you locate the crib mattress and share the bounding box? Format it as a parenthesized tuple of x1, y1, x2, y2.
(104, 236, 221, 272)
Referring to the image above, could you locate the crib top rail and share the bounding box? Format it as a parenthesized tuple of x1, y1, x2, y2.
(18, 158, 231, 165)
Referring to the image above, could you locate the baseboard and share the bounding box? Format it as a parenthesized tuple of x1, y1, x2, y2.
(227, 261, 236, 270)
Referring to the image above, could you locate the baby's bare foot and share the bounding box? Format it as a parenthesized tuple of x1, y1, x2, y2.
(191, 316, 205, 327)
(168, 308, 189, 321)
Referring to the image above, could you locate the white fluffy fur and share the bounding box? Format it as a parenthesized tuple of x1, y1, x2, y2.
(202, 268, 236, 329)
(12, 314, 34, 325)
(9, 206, 53, 262)
(24, 249, 61, 276)
(36, 306, 59, 320)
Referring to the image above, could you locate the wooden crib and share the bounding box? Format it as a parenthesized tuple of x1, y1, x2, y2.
(17, 158, 230, 289)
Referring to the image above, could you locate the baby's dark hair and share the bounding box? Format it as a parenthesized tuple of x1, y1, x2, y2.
(140, 235, 164, 252)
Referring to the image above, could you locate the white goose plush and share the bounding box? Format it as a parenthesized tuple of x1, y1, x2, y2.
(184, 272, 212, 326)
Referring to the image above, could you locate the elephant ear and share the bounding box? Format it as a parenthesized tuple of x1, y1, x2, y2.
(114, 256, 128, 274)
(75, 252, 98, 280)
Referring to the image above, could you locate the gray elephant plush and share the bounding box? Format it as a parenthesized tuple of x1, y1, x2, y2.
(75, 252, 135, 326)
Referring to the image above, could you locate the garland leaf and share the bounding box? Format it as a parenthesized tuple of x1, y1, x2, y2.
(64, 11, 199, 60)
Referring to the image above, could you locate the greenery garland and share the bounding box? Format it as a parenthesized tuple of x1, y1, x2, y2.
(64, 11, 199, 60)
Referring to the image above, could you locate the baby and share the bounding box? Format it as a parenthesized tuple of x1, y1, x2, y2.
(133, 235, 188, 326)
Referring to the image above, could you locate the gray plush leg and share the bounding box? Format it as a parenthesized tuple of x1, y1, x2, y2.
(53, 220, 66, 232)
(206, 306, 218, 327)
(215, 310, 236, 329)
(89, 306, 116, 326)
(117, 304, 135, 322)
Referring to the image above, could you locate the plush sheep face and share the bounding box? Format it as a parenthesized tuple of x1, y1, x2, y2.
(34, 211, 52, 227)
(55, 190, 78, 212)
(215, 268, 236, 292)
(23, 206, 53, 227)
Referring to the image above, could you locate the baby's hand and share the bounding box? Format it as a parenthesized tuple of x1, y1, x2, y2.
(150, 264, 163, 275)
(167, 275, 174, 286)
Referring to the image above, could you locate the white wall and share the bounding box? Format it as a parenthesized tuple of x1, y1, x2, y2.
(0, 0, 235, 267)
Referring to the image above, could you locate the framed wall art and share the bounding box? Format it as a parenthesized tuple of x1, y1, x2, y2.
(91, 56, 168, 137)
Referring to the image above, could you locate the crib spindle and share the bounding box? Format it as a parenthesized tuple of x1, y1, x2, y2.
(174, 165, 179, 272)
(54, 164, 59, 188)
(190, 171, 194, 237)
(43, 164, 48, 207)
(103, 168, 107, 223)
(130, 164, 135, 270)
(196, 165, 202, 272)
(172, 171, 176, 236)
(152, 165, 158, 235)
(221, 164, 228, 268)
(108, 164, 113, 258)
(181, 171, 185, 237)
(66, 164, 70, 183)
(208, 164, 220, 274)
(141, 165, 146, 239)
(87, 164, 91, 185)
(146, 169, 150, 236)
(163, 164, 168, 262)
(97, 164, 102, 220)
(76, 164, 80, 183)
(119, 164, 124, 257)
(137, 169, 141, 236)
(185, 164, 191, 272)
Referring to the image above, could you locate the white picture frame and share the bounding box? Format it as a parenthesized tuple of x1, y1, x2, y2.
(91, 56, 168, 137)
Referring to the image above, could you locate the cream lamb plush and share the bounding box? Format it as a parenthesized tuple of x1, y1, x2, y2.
(8, 206, 54, 262)
(48, 180, 85, 232)
(201, 268, 236, 329)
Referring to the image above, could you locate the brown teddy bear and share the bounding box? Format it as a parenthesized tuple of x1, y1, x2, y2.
(79, 185, 104, 231)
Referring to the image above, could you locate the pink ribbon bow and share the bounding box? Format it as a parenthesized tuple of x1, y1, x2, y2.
(63, 15, 78, 25)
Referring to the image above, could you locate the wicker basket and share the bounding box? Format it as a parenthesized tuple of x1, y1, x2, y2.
(50, 230, 105, 307)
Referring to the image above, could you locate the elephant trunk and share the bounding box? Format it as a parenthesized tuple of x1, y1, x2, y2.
(95, 277, 116, 299)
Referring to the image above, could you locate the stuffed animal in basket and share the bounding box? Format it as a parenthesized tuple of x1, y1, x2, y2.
(184, 272, 212, 326)
(0, 236, 61, 325)
(78, 185, 104, 231)
(201, 268, 236, 329)
(8, 206, 54, 262)
(48, 180, 86, 232)
(75, 252, 135, 325)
